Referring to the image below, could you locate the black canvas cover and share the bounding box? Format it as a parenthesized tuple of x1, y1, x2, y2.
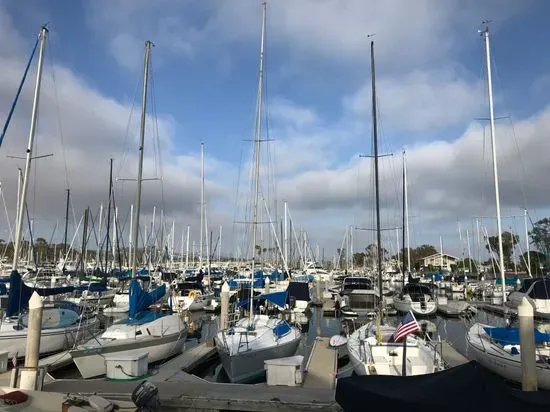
(336, 361, 550, 412)
(286, 281, 311, 302)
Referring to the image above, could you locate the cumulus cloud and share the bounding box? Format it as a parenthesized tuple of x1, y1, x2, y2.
(0, 14, 234, 250)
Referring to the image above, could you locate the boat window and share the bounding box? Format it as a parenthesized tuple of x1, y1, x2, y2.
(528, 279, 550, 299)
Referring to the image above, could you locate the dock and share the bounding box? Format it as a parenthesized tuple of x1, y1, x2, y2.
(39, 337, 341, 411)
(151, 339, 217, 382)
(438, 340, 468, 368)
(303, 337, 338, 389)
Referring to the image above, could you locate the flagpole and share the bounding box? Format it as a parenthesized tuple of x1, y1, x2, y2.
(402, 338, 407, 376)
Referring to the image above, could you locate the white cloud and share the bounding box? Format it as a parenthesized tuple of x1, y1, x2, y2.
(345, 67, 483, 133)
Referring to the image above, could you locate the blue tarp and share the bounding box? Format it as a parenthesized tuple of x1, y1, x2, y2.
(7, 270, 76, 317)
(273, 321, 292, 337)
(484, 326, 550, 346)
(128, 278, 166, 319)
(228, 278, 264, 289)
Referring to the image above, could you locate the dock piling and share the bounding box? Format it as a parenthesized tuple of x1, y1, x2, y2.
(519, 297, 537, 391)
(19, 291, 43, 390)
(220, 281, 229, 330)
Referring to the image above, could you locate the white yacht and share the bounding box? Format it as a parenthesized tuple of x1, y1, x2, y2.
(348, 321, 443, 376)
(393, 283, 437, 316)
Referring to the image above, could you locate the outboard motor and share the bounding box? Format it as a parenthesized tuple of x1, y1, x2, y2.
(132, 381, 160, 412)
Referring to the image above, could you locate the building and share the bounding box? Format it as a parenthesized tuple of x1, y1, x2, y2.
(418, 253, 458, 271)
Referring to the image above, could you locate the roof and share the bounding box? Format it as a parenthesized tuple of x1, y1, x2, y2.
(418, 252, 459, 262)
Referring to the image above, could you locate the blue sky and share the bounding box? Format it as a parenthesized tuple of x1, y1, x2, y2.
(1, 0, 550, 262)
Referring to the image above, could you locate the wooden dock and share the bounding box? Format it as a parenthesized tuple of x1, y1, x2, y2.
(303, 337, 338, 390)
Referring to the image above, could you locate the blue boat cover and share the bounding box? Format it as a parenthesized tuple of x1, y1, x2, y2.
(263, 291, 288, 309)
(74, 283, 108, 293)
(238, 291, 288, 310)
(128, 278, 166, 319)
(0, 284, 6, 295)
(7, 270, 76, 317)
(273, 321, 292, 337)
(484, 326, 550, 346)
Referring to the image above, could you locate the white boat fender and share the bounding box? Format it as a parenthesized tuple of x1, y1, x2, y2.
(329, 335, 348, 347)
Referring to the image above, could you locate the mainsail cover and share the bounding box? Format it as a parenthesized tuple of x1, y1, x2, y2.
(128, 278, 166, 319)
(7, 270, 75, 317)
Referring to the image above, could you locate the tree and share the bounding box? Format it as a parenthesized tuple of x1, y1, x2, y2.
(457, 258, 478, 274)
(485, 231, 519, 270)
(519, 251, 547, 275)
(530, 218, 550, 254)
(352, 252, 365, 267)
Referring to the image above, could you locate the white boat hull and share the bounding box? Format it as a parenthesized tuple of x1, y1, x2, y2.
(71, 332, 186, 379)
(393, 297, 437, 316)
(466, 323, 550, 389)
(0, 317, 98, 359)
(71, 313, 187, 378)
(217, 336, 300, 383)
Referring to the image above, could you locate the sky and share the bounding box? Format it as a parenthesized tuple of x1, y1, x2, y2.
(1, 0, 550, 264)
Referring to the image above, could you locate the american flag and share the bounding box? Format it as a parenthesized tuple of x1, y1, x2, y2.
(393, 311, 420, 342)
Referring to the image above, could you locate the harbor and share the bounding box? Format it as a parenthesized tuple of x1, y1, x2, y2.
(2, 1, 550, 411)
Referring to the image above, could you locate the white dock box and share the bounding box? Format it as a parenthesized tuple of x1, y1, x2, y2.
(264, 355, 304, 386)
(104, 352, 148, 380)
(0, 352, 8, 373)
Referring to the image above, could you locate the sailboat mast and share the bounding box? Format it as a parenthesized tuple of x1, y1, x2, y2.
(131, 40, 152, 279)
(404, 149, 411, 271)
(12, 26, 47, 271)
(63, 188, 70, 264)
(199, 142, 204, 269)
(402, 150, 406, 283)
(105, 158, 113, 272)
(370, 41, 383, 299)
(482, 26, 506, 302)
(524, 209, 531, 277)
(250, 2, 267, 321)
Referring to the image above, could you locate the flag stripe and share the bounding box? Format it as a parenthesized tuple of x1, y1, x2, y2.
(393, 311, 420, 342)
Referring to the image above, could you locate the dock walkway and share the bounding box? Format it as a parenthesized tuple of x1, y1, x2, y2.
(303, 337, 338, 390)
(438, 340, 468, 368)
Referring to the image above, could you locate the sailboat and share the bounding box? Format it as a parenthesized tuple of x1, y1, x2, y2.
(347, 40, 442, 377)
(70, 41, 187, 379)
(0, 26, 98, 359)
(214, 3, 301, 383)
(465, 25, 550, 388)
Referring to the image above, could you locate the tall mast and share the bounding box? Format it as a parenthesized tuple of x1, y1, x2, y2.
(283, 201, 288, 269)
(12, 26, 48, 271)
(249, 1, 267, 321)
(128, 204, 133, 268)
(481, 25, 506, 302)
(185, 225, 190, 268)
(524, 209, 531, 277)
(401, 151, 406, 285)
(404, 149, 411, 271)
(199, 142, 205, 269)
(370, 40, 383, 300)
(62, 188, 70, 265)
(131, 40, 152, 279)
(105, 158, 113, 272)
